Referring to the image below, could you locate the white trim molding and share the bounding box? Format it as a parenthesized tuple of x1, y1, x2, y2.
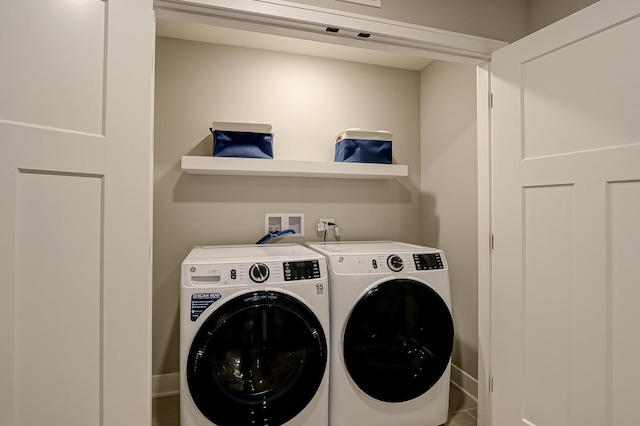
(476, 63, 492, 426)
(154, 0, 506, 65)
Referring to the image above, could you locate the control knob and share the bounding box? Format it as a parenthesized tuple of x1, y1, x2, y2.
(249, 263, 270, 283)
(387, 254, 404, 272)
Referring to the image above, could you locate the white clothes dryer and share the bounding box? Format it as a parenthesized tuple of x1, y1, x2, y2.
(180, 244, 330, 426)
(306, 241, 454, 426)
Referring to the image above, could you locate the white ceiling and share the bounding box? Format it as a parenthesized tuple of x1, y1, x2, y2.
(156, 18, 435, 71)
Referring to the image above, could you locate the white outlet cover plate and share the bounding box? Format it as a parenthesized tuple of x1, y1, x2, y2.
(337, 0, 381, 8)
(265, 213, 304, 237)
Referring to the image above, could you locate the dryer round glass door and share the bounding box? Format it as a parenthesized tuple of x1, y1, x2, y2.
(343, 279, 454, 402)
(187, 290, 328, 426)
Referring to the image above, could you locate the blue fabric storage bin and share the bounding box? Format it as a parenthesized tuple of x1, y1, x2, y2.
(210, 129, 273, 159)
(335, 139, 392, 164)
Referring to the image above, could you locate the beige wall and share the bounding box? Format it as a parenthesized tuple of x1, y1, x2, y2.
(529, 0, 599, 33)
(153, 37, 422, 375)
(420, 61, 479, 381)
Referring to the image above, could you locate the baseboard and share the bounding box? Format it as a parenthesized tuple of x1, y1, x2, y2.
(152, 372, 180, 397)
(450, 363, 478, 402)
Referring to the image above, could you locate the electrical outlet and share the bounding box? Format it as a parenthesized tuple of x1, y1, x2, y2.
(317, 219, 335, 232)
(265, 213, 305, 237)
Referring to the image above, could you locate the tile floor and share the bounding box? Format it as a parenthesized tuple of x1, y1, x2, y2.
(152, 384, 477, 426)
(444, 385, 478, 426)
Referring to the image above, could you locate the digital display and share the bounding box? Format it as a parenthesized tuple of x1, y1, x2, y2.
(284, 260, 321, 281)
(413, 253, 444, 270)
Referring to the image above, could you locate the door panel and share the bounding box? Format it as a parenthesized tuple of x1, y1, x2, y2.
(0, 169, 17, 426)
(610, 181, 640, 425)
(0, 1, 154, 425)
(490, 1, 640, 425)
(522, 185, 573, 426)
(0, 0, 106, 134)
(15, 172, 102, 426)
(522, 18, 640, 159)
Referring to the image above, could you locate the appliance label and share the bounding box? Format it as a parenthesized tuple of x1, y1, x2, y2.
(191, 293, 221, 321)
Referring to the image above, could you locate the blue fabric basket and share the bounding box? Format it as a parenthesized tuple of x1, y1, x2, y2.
(211, 129, 273, 159)
(335, 139, 392, 164)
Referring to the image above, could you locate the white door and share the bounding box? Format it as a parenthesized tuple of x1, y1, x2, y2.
(0, 1, 154, 425)
(490, 0, 640, 425)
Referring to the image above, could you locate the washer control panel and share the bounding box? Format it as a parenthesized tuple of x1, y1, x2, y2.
(185, 258, 325, 287)
(284, 260, 321, 281)
(413, 253, 444, 270)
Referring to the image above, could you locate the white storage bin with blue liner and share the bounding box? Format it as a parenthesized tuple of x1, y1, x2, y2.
(334, 129, 392, 164)
(210, 122, 273, 159)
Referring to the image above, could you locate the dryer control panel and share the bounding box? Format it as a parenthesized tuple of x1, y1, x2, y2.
(329, 251, 446, 275)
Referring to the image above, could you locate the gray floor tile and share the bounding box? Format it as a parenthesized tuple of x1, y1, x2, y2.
(444, 410, 477, 426)
(448, 384, 478, 412)
(467, 408, 478, 420)
(152, 394, 179, 426)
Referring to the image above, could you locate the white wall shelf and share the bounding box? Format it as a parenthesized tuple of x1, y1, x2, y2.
(181, 156, 408, 179)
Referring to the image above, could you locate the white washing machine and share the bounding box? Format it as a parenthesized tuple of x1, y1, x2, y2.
(180, 244, 330, 426)
(306, 241, 454, 426)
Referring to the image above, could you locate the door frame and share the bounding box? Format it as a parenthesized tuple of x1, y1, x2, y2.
(152, 1, 640, 424)
(476, 63, 492, 426)
(152, 0, 502, 418)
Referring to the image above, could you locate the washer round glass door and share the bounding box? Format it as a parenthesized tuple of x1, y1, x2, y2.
(187, 290, 327, 426)
(343, 279, 454, 402)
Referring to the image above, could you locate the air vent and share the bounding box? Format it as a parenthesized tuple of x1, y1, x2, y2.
(326, 27, 339, 33)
